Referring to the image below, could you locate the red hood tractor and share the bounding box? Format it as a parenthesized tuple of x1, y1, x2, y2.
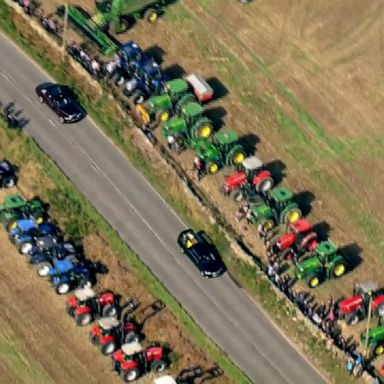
(265, 219, 318, 261)
(66, 287, 119, 326)
(338, 281, 384, 326)
(221, 156, 274, 202)
(112, 342, 167, 382)
(89, 297, 141, 355)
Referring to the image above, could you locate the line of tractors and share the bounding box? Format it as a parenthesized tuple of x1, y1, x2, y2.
(11, 0, 384, 375)
(56, 0, 384, 365)
(0, 167, 176, 382)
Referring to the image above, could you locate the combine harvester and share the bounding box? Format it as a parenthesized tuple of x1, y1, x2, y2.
(67, 0, 173, 56)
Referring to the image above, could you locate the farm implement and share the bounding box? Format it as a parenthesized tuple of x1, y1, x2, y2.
(295, 240, 347, 288)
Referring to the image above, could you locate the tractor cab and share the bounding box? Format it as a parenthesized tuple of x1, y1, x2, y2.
(74, 287, 96, 304)
(121, 342, 144, 360)
(185, 73, 214, 103)
(119, 41, 144, 67)
(249, 202, 275, 231)
(162, 79, 189, 103)
(98, 316, 120, 332)
(266, 187, 301, 224)
(137, 60, 164, 83)
(315, 240, 339, 264)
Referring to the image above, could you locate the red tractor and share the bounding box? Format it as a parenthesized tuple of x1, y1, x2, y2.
(265, 219, 318, 261)
(66, 287, 119, 326)
(89, 298, 141, 355)
(221, 156, 274, 202)
(337, 282, 384, 325)
(112, 342, 167, 382)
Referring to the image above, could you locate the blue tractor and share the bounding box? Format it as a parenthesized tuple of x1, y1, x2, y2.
(123, 58, 168, 104)
(48, 259, 93, 294)
(30, 245, 78, 278)
(8, 218, 61, 252)
(119, 41, 146, 75)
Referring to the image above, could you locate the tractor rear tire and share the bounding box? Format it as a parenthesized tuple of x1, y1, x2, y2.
(230, 150, 246, 166)
(56, 282, 70, 295)
(207, 162, 220, 174)
(124, 331, 140, 344)
(144, 8, 158, 23)
(306, 274, 321, 288)
(3, 177, 16, 188)
(331, 262, 346, 278)
(121, 368, 140, 382)
(150, 359, 166, 373)
(373, 342, 384, 356)
(75, 312, 93, 326)
(101, 303, 117, 318)
(376, 303, 384, 318)
(101, 340, 117, 355)
(89, 332, 98, 345)
(256, 177, 274, 193)
(345, 312, 360, 326)
(37, 262, 51, 277)
(282, 208, 302, 224)
(229, 188, 244, 202)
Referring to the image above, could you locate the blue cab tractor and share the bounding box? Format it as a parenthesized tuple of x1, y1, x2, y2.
(123, 58, 168, 103)
(48, 259, 92, 294)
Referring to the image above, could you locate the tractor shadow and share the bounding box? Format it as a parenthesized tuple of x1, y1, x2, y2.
(265, 159, 286, 185)
(175, 366, 203, 384)
(293, 190, 315, 217)
(206, 77, 229, 101)
(140, 299, 166, 328)
(238, 133, 259, 156)
(199, 365, 224, 383)
(205, 106, 227, 131)
(312, 221, 331, 241)
(340, 243, 363, 273)
(145, 45, 165, 65)
(165, 63, 185, 79)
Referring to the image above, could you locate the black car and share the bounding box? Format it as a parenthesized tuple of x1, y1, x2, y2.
(0, 159, 17, 188)
(177, 229, 226, 278)
(35, 83, 84, 123)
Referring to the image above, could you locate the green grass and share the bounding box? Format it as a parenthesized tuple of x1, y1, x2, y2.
(0, 2, 363, 382)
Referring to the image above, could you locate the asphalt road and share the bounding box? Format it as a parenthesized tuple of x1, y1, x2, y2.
(0, 32, 327, 384)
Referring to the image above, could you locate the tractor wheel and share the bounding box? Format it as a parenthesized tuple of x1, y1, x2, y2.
(195, 122, 213, 139)
(305, 274, 321, 288)
(373, 342, 384, 356)
(376, 303, 384, 318)
(130, 91, 145, 105)
(19, 242, 32, 255)
(207, 162, 220, 174)
(56, 282, 70, 295)
(101, 303, 117, 317)
(331, 262, 346, 278)
(124, 331, 140, 344)
(282, 208, 302, 224)
(75, 312, 93, 326)
(144, 8, 158, 23)
(229, 188, 244, 202)
(258, 220, 275, 233)
(230, 150, 246, 166)
(155, 110, 170, 125)
(150, 359, 166, 373)
(121, 368, 140, 382)
(345, 312, 360, 326)
(101, 340, 117, 355)
(37, 262, 51, 277)
(3, 177, 16, 188)
(89, 332, 98, 345)
(256, 176, 274, 193)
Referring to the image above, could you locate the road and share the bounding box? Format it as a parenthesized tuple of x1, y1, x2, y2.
(0, 32, 326, 384)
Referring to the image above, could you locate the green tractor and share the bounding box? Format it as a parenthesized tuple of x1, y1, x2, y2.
(131, 78, 196, 129)
(190, 130, 247, 174)
(361, 326, 384, 357)
(0, 195, 46, 225)
(162, 102, 214, 146)
(295, 240, 347, 288)
(249, 187, 302, 231)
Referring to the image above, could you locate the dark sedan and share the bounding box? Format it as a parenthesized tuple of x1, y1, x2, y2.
(177, 229, 226, 278)
(35, 83, 84, 123)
